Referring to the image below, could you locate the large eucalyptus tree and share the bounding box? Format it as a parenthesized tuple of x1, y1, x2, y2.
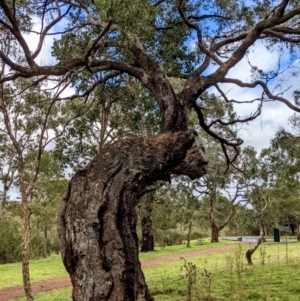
(1, 1, 300, 300)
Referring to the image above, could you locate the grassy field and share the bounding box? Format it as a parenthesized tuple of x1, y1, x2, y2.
(146, 242, 300, 301)
(1, 240, 299, 301)
(0, 239, 234, 289)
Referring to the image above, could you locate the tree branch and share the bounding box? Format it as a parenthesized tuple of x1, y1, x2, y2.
(222, 78, 300, 113)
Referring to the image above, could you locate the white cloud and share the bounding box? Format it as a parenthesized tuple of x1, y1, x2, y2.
(208, 40, 299, 153)
(23, 17, 57, 65)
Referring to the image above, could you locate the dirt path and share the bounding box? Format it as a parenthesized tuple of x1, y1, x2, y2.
(0, 244, 237, 301)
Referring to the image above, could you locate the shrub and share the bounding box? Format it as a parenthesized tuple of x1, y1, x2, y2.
(190, 229, 207, 240)
(0, 217, 22, 263)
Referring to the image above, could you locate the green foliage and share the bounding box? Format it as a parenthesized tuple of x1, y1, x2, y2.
(95, 0, 155, 36)
(0, 213, 61, 263)
(0, 217, 22, 263)
(0, 150, 66, 263)
(190, 230, 207, 240)
(54, 80, 159, 171)
(259, 127, 300, 237)
(29, 228, 60, 258)
(227, 205, 258, 236)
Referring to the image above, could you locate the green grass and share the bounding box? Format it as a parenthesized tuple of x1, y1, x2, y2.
(143, 241, 300, 301)
(3, 241, 300, 301)
(0, 255, 68, 289)
(14, 288, 72, 301)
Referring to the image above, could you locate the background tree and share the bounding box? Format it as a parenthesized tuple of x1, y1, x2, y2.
(28, 152, 67, 257)
(260, 128, 300, 240)
(236, 145, 280, 265)
(174, 178, 203, 248)
(55, 79, 159, 171)
(0, 129, 17, 218)
(0, 77, 63, 300)
(194, 139, 247, 243)
(1, 1, 300, 300)
(226, 205, 257, 236)
(138, 191, 156, 252)
(245, 186, 271, 265)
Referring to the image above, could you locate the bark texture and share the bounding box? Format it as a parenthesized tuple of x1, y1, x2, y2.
(43, 226, 48, 258)
(21, 208, 34, 301)
(58, 131, 208, 301)
(210, 223, 220, 243)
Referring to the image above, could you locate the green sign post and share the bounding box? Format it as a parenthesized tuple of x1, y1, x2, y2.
(274, 228, 280, 242)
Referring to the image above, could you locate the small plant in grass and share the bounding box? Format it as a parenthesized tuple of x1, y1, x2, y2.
(159, 270, 168, 295)
(180, 258, 216, 301)
(225, 244, 245, 301)
(259, 246, 267, 266)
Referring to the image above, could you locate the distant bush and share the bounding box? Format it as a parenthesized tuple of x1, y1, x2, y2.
(30, 227, 60, 258)
(190, 229, 207, 240)
(166, 230, 182, 245)
(0, 218, 22, 263)
(0, 217, 60, 263)
(154, 229, 183, 246)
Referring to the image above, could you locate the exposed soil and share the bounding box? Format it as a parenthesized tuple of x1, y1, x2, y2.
(0, 243, 237, 301)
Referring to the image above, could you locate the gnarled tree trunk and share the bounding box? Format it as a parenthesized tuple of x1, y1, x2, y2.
(245, 221, 264, 265)
(245, 193, 266, 265)
(209, 193, 236, 243)
(58, 131, 207, 301)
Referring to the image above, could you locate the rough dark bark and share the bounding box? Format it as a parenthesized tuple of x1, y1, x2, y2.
(286, 213, 300, 241)
(297, 222, 300, 241)
(211, 223, 220, 243)
(140, 203, 154, 252)
(58, 131, 207, 301)
(43, 226, 48, 258)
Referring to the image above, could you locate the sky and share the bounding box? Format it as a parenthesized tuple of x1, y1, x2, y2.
(208, 41, 298, 153)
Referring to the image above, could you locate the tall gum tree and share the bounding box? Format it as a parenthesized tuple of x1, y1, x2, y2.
(0, 78, 65, 300)
(1, 1, 300, 300)
(260, 129, 300, 241)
